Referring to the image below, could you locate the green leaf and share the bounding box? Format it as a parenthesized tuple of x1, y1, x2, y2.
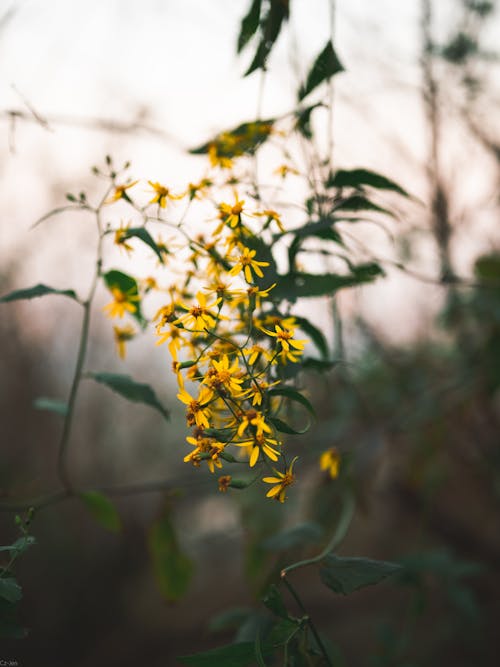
(190, 119, 275, 159)
(87, 371, 169, 419)
(178, 642, 258, 667)
(327, 168, 409, 197)
(290, 316, 329, 359)
(298, 40, 344, 101)
(80, 491, 121, 533)
(148, 507, 193, 602)
(262, 522, 323, 551)
(294, 102, 322, 139)
(0, 598, 27, 639)
(274, 266, 383, 300)
(237, 0, 262, 53)
(302, 358, 339, 373)
(267, 618, 302, 646)
(262, 584, 288, 618)
(208, 607, 253, 633)
(103, 269, 144, 325)
(33, 397, 68, 416)
(320, 555, 403, 595)
(0, 283, 78, 303)
(123, 227, 165, 263)
(334, 195, 393, 216)
(244, 0, 289, 76)
(268, 387, 315, 417)
(0, 578, 22, 604)
(269, 416, 309, 435)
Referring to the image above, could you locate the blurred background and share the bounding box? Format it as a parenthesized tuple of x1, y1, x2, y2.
(1, 0, 500, 665)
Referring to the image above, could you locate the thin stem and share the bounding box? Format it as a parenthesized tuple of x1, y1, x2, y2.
(56, 208, 104, 491)
(281, 577, 333, 667)
(281, 491, 355, 575)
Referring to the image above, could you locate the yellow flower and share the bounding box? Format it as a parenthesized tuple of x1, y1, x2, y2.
(105, 180, 139, 204)
(219, 193, 245, 228)
(235, 432, 281, 467)
(148, 181, 183, 208)
(319, 447, 341, 479)
(176, 291, 222, 331)
(187, 178, 212, 200)
(155, 323, 185, 359)
(236, 409, 272, 438)
(262, 324, 307, 354)
(177, 386, 213, 428)
(103, 287, 139, 319)
(255, 209, 285, 233)
(242, 379, 280, 406)
(114, 222, 133, 254)
(202, 354, 244, 397)
(243, 344, 275, 366)
(113, 324, 136, 359)
(263, 457, 298, 503)
(229, 247, 269, 283)
(184, 434, 225, 473)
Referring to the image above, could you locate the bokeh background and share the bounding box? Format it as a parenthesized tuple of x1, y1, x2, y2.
(1, 0, 500, 665)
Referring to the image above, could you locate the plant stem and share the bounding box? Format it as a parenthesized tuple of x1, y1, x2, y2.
(281, 576, 333, 666)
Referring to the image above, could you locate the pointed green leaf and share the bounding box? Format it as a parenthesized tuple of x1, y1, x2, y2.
(178, 642, 259, 667)
(148, 508, 193, 602)
(244, 0, 289, 76)
(80, 491, 121, 533)
(33, 397, 68, 416)
(294, 102, 323, 139)
(327, 168, 409, 197)
(302, 358, 339, 373)
(335, 195, 393, 216)
(262, 522, 323, 551)
(123, 227, 165, 263)
(262, 584, 288, 618)
(190, 119, 275, 158)
(320, 555, 403, 595)
(268, 387, 315, 416)
(292, 316, 329, 359)
(87, 371, 169, 419)
(0, 578, 22, 604)
(269, 416, 309, 435)
(237, 0, 262, 53)
(267, 618, 302, 646)
(298, 41, 344, 101)
(274, 265, 383, 300)
(0, 284, 78, 303)
(208, 607, 253, 633)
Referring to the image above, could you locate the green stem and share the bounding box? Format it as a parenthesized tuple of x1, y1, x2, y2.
(57, 209, 104, 491)
(281, 491, 355, 575)
(281, 577, 333, 667)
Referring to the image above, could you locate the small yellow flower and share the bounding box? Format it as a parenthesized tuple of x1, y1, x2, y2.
(235, 432, 281, 467)
(263, 457, 298, 503)
(114, 222, 133, 254)
(113, 324, 136, 359)
(219, 193, 245, 228)
(187, 178, 212, 200)
(202, 354, 243, 397)
(255, 209, 285, 233)
(176, 291, 222, 331)
(319, 447, 341, 479)
(177, 386, 213, 429)
(262, 324, 307, 354)
(103, 287, 139, 319)
(236, 410, 272, 439)
(155, 323, 185, 359)
(148, 181, 183, 208)
(229, 247, 269, 283)
(105, 180, 139, 204)
(184, 434, 225, 473)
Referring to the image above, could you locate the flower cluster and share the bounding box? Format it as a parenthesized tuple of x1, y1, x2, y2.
(101, 152, 309, 502)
